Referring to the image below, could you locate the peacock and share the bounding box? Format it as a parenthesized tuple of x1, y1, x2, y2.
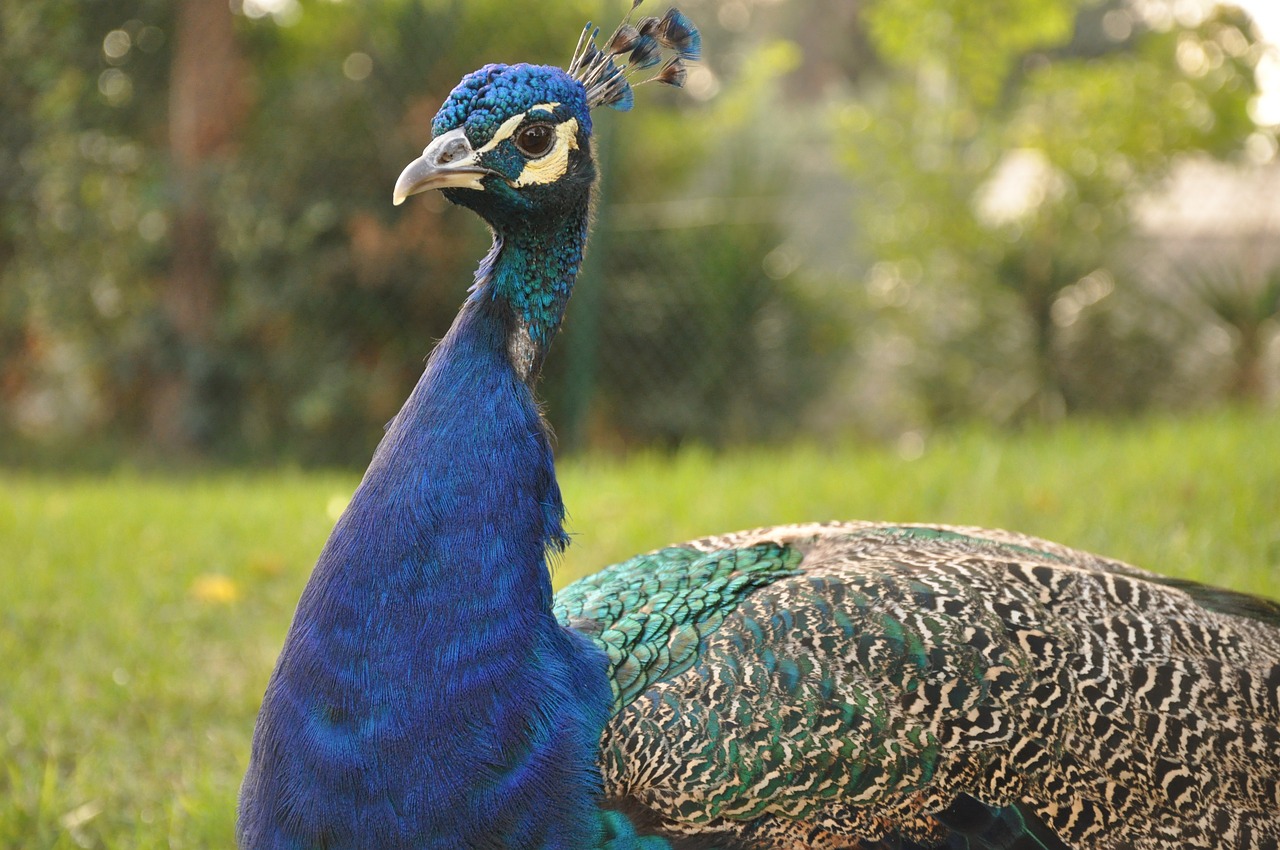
(237, 5, 1280, 849)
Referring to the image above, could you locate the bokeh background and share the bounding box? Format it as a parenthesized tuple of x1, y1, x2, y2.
(3, 1, 1280, 847)
(4, 0, 1278, 466)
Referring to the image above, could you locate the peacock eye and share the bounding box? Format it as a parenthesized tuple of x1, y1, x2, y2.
(514, 123, 555, 158)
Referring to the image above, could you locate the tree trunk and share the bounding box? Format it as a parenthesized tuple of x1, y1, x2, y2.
(1229, 323, 1265, 404)
(150, 0, 248, 454)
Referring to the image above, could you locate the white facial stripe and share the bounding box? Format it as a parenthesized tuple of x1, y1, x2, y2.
(476, 113, 525, 154)
(514, 118, 580, 187)
(474, 102, 564, 155)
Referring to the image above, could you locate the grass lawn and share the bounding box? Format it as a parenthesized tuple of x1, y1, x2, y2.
(1, 408, 1278, 848)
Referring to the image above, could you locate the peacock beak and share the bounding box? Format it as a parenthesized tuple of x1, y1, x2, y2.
(392, 128, 493, 206)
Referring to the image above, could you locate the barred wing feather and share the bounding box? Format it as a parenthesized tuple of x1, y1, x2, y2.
(555, 522, 1280, 850)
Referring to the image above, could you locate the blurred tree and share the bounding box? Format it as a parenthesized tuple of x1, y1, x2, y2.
(0, 0, 174, 452)
(1181, 263, 1280, 401)
(154, 0, 249, 452)
(838, 0, 1274, 422)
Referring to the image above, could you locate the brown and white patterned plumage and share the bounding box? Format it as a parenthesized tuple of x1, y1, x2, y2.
(556, 522, 1280, 849)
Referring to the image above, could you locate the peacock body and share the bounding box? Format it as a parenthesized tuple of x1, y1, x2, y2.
(238, 6, 1280, 849)
(568, 522, 1280, 849)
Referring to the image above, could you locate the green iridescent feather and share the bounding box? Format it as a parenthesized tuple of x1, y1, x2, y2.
(555, 543, 804, 713)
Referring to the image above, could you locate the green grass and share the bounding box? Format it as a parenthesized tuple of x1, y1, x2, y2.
(2, 408, 1278, 848)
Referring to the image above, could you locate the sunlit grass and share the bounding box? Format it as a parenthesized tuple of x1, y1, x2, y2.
(2, 408, 1278, 848)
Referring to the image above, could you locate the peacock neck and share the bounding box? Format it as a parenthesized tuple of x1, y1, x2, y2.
(470, 207, 591, 382)
(363, 292, 571, 589)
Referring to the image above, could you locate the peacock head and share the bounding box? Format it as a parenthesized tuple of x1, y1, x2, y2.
(392, 2, 700, 235)
(394, 64, 596, 234)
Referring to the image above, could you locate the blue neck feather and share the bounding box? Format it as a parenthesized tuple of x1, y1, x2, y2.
(461, 196, 592, 380)
(238, 230, 626, 849)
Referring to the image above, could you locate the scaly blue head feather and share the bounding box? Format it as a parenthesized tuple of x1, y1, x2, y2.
(433, 62, 595, 143)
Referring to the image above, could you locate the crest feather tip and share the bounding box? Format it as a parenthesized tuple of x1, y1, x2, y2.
(609, 86, 636, 111)
(567, 1, 701, 110)
(655, 58, 687, 88)
(659, 8, 701, 61)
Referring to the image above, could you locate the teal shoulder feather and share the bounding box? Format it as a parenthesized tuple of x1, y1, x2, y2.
(555, 543, 803, 714)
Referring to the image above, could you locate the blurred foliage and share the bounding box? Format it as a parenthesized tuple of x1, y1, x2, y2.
(1177, 261, 1280, 400)
(838, 0, 1276, 425)
(0, 0, 1277, 465)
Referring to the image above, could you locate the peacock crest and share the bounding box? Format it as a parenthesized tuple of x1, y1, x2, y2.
(568, 1, 702, 111)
